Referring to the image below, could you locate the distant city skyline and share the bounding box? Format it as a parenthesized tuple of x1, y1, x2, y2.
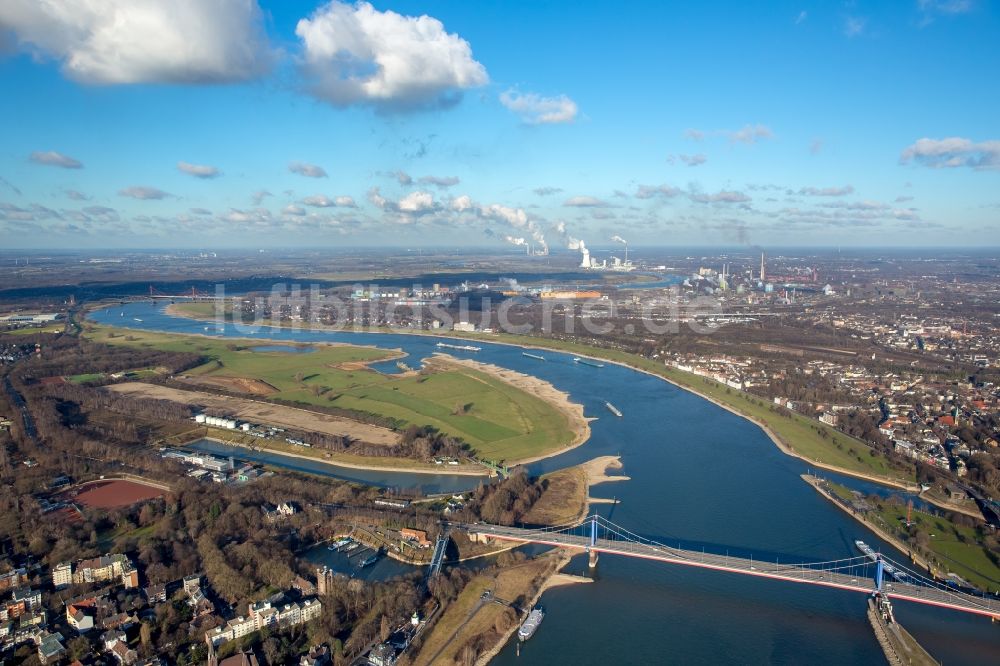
(1, 1, 998, 249)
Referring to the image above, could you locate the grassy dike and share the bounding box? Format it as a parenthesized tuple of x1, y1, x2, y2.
(164, 304, 915, 486)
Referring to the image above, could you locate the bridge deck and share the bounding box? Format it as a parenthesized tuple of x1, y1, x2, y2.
(470, 525, 1000, 619)
(428, 533, 449, 577)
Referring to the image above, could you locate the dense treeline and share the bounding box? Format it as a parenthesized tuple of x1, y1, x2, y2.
(15, 333, 202, 379)
(455, 468, 543, 526)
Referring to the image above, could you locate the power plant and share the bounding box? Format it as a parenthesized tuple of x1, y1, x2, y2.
(575, 237, 635, 272)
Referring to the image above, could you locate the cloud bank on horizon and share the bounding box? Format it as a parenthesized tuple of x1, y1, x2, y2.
(0, 0, 997, 248)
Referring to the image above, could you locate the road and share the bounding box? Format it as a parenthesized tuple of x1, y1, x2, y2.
(468, 524, 1000, 619)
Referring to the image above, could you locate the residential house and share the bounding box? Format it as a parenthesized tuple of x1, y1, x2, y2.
(66, 598, 97, 633)
(36, 631, 66, 664)
(52, 562, 73, 588)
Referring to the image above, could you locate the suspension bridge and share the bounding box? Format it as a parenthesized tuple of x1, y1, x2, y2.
(464, 515, 1000, 619)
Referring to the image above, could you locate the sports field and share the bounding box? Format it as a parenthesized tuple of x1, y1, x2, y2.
(72, 479, 165, 509)
(85, 325, 576, 462)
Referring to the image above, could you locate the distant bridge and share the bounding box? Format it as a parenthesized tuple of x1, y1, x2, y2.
(465, 515, 1000, 619)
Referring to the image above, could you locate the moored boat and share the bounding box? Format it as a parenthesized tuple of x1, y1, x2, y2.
(436, 342, 481, 352)
(518, 607, 545, 641)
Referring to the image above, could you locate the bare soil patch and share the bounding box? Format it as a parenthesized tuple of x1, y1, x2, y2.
(180, 375, 278, 396)
(106, 382, 400, 446)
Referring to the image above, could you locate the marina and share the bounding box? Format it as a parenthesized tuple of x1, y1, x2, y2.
(358, 553, 381, 569)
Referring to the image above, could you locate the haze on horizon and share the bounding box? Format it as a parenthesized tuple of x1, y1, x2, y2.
(1, 1, 998, 250)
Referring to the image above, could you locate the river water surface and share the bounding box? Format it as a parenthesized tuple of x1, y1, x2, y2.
(91, 303, 999, 664)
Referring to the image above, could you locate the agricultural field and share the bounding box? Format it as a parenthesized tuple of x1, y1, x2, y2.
(84, 324, 575, 462)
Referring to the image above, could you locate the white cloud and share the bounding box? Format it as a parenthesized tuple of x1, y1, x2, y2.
(918, 0, 974, 23)
(289, 162, 328, 178)
(499, 90, 578, 124)
(302, 195, 336, 207)
(296, 1, 487, 109)
(684, 124, 773, 145)
(283, 204, 306, 216)
(251, 190, 271, 205)
(82, 205, 119, 222)
(668, 153, 707, 167)
(65, 189, 89, 201)
(392, 170, 413, 185)
(368, 187, 388, 210)
(844, 16, 867, 37)
(900, 137, 1000, 169)
(798, 185, 855, 196)
(563, 196, 609, 207)
(29, 150, 82, 168)
(177, 161, 220, 178)
(635, 184, 683, 199)
(417, 175, 459, 188)
(728, 124, 774, 144)
(398, 190, 435, 213)
(690, 190, 751, 204)
(0, 0, 272, 84)
(533, 186, 563, 196)
(795, 10, 808, 24)
(302, 194, 357, 208)
(119, 185, 170, 200)
(450, 195, 474, 212)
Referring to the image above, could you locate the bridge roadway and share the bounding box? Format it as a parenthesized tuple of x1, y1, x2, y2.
(468, 524, 1000, 619)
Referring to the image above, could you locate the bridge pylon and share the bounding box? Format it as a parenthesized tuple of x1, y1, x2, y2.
(587, 514, 599, 568)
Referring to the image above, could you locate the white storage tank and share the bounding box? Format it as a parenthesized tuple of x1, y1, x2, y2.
(195, 414, 206, 423)
(241, 423, 251, 431)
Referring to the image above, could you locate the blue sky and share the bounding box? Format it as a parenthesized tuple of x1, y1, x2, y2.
(1, 1, 998, 250)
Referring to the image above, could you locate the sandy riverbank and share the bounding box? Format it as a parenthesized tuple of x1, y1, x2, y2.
(580, 455, 629, 520)
(473, 550, 589, 666)
(428, 353, 591, 464)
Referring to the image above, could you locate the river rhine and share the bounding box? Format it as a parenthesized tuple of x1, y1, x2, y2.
(91, 302, 999, 664)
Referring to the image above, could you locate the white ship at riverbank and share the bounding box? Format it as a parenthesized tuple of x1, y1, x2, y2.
(518, 607, 545, 641)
